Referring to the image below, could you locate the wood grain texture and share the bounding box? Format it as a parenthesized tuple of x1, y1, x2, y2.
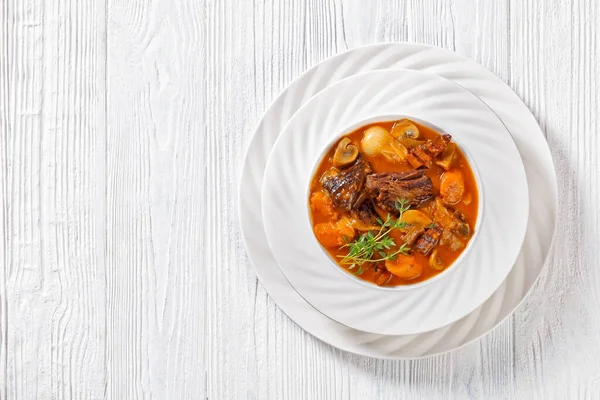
(105, 0, 207, 398)
(1, 0, 600, 398)
(508, 1, 600, 399)
(1, 0, 107, 398)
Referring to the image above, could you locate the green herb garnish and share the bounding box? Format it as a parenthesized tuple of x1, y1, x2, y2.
(395, 199, 411, 215)
(338, 199, 411, 274)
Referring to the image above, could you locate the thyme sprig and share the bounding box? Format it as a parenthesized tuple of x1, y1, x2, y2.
(338, 199, 411, 275)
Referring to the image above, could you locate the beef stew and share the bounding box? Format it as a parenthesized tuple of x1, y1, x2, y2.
(309, 119, 479, 286)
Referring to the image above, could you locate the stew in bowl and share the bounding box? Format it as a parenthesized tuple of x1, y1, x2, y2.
(309, 118, 479, 287)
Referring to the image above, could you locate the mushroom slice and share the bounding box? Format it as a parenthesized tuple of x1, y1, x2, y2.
(391, 119, 420, 140)
(429, 248, 445, 270)
(398, 137, 425, 149)
(400, 210, 433, 227)
(333, 137, 359, 168)
(435, 142, 457, 170)
(348, 218, 380, 232)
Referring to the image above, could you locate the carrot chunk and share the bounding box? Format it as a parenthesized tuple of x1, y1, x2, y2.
(385, 255, 423, 280)
(440, 170, 465, 204)
(310, 191, 337, 218)
(313, 218, 355, 248)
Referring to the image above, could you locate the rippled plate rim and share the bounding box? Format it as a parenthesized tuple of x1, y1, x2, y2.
(261, 69, 529, 336)
(239, 42, 558, 359)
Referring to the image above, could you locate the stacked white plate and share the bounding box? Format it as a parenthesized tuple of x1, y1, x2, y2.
(240, 43, 557, 359)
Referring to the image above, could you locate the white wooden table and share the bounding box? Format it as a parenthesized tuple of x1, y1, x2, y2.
(1, 0, 599, 398)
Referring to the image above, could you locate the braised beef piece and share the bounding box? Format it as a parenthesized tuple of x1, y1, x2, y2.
(402, 225, 426, 246)
(407, 134, 452, 168)
(453, 210, 471, 237)
(321, 157, 372, 211)
(414, 225, 443, 255)
(440, 229, 464, 251)
(352, 197, 380, 226)
(365, 169, 435, 211)
(351, 188, 369, 209)
(430, 197, 471, 238)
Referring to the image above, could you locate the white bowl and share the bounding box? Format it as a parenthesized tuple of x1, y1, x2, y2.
(261, 69, 529, 336)
(306, 115, 484, 292)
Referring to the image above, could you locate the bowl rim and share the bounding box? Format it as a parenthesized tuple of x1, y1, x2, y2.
(305, 114, 485, 292)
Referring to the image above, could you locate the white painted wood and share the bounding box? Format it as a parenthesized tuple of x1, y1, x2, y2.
(1, 0, 107, 398)
(1, 0, 599, 398)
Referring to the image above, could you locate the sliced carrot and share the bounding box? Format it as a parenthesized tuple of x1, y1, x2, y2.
(335, 218, 356, 238)
(440, 170, 465, 204)
(385, 255, 423, 280)
(313, 218, 355, 248)
(314, 223, 343, 247)
(310, 191, 337, 218)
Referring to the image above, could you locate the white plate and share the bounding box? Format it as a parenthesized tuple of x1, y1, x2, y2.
(240, 43, 557, 357)
(262, 69, 529, 336)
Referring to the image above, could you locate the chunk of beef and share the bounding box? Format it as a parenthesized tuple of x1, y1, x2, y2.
(431, 197, 471, 238)
(453, 210, 471, 237)
(414, 225, 443, 255)
(365, 169, 435, 211)
(321, 157, 372, 211)
(351, 197, 380, 226)
(440, 229, 465, 251)
(402, 225, 426, 246)
(407, 134, 452, 168)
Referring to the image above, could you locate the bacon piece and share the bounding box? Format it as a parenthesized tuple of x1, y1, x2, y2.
(414, 225, 443, 255)
(402, 225, 426, 246)
(407, 134, 452, 168)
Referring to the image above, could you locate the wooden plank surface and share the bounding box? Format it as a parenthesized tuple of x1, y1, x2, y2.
(1, 0, 107, 398)
(1, 0, 599, 398)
